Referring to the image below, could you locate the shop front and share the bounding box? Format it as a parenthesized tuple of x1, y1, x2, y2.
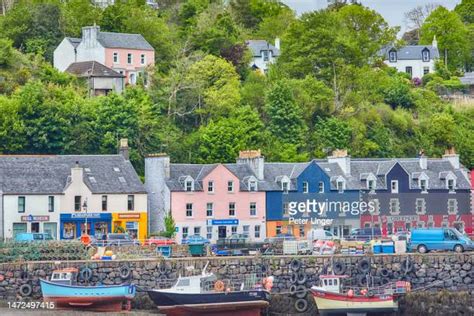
(11, 215, 59, 239)
(60, 213, 111, 240)
(111, 212, 147, 241)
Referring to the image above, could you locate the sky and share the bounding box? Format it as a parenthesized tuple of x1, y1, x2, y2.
(281, 0, 461, 35)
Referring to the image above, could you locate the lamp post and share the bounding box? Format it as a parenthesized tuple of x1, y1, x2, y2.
(82, 198, 88, 235)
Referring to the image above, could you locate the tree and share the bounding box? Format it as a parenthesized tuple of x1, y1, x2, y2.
(454, 0, 474, 24)
(157, 213, 176, 238)
(420, 6, 471, 70)
(404, 3, 439, 40)
(312, 117, 351, 156)
(229, 0, 289, 30)
(62, 0, 102, 37)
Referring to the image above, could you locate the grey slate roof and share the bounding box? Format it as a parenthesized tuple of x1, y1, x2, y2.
(380, 45, 440, 60)
(460, 72, 474, 85)
(67, 37, 81, 48)
(66, 61, 124, 78)
(0, 155, 145, 194)
(245, 40, 280, 57)
(97, 31, 154, 50)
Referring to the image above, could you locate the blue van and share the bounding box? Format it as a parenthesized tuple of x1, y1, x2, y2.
(409, 228, 474, 253)
(15, 233, 54, 242)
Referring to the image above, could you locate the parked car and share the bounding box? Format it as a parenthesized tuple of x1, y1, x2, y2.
(15, 233, 54, 242)
(409, 228, 474, 253)
(144, 236, 176, 246)
(346, 227, 382, 241)
(307, 228, 336, 241)
(181, 235, 210, 245)
(105, 233, 140, 246)
(226, 234, 250, 242)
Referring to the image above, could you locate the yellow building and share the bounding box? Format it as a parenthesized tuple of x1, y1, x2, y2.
(112, 212, 148, 241)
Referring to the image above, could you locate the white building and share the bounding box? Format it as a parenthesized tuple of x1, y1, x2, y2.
(380, 38, 440, 79)
(246, 39, 280, 74)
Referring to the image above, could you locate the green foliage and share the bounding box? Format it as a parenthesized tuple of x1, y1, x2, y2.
(158, 213, 176, 238)
(312, 117, 351, 156)
(454, 0, 474, 24)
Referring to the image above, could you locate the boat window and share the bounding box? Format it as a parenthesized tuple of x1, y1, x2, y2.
(52, 273, 59, 279)
(334, 279, 338, 286)
(61, 273, 68, 279)
(328, 279, 333, 286)
(176, 279, 190, 287)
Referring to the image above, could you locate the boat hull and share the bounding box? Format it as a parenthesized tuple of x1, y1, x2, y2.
(40, 279, 135, 312)
(147, 289, 270, 316)
(311, 288, 398, 316)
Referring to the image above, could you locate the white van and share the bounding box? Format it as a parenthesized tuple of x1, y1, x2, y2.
(308, 228, 336, 241)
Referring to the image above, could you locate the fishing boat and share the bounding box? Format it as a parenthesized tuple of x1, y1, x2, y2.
(147, 264, 271, 316)
(40, 268, 135, 312)
(311, 275, 410, 316)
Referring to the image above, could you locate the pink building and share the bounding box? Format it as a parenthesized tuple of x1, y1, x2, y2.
(54, 26, 155, 85)
(145, 152, 267, 243)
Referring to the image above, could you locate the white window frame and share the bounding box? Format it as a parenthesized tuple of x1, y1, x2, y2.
(415, 198, 426, 215)
(207, 180, 214, 193)
(206, 202, 213, 217)
(419, 179, 428, 193)
(248, 180, 257, 192)
(389, 50, 397, 62)
(283, 202, 289, 217)
(113, 52, 119, 63)
(194, 226, 201, 236)
(243, 225, 250, 238)
(185, 179, 194, 192)
(250, 202, 257, 217)
(254, 225, 260, 238)
(182, 227, 189, 238)
(206, 226, 212, 240)
(140, 53, 146, 65)
(337, 180, 345, 193)
(127, 53, 133, 64)
(227, 180, 234, 192)
(231, 226, 238, 234)
(389, 198, 400, 215)
(282, 181, 289, 193)
(318, 181, 324, 193)
(391, 180, 399, 193)
(447, 178, 456, 192)
(302, 181, 308, 193)
(229, 202, 236, 217)
(185, 203, 193, 217)
(422, 49, 430, 62)
(367, 179, 376, 191)
(447, 199, 458, 215)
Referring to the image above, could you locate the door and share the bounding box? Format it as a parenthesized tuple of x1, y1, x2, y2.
(31, 222, 40, 233)
(12, 223, 27, 239)
(43, 223, 57, 239)
(443, 229, 458, 250)
(218, 226, 226, 239)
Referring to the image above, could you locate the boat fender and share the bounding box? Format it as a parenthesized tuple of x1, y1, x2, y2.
(290, 272, 298, 284)
(380, 268, 390, 277)
(296, 271, 307, 285)
(294, 298, 308, 313)
(290, 259, 302, 272)
(289, 284, 297, 296)
(214, 280, 225, 292)
(295, 285, 307, 298)
(357, 275, 367, 287)
(357, 259, 371, 274)
(367, 290, 375, 297)
(19, 284, 32, 297)
(333, 261, 346, 275)
(120, 265, 131, 279)
(401, 258, 413, 274)
(79, 267, 93, 282)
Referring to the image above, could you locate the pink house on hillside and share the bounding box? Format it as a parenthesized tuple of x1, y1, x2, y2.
(54, 26, 154, 85)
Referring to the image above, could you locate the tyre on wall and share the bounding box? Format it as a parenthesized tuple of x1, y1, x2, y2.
(159, 262, 171, 275)
(290, 272, 298, 284)
(19, 284, 32, 297)
(381, 277, 390, 285)
(290, 259, 302, 272)
(333, 261, 346, 275)
(357, 275, 367, 287)
(297, 271, 307, 285)
(289, 284, 297, 297)
(79, 267, 93, 282)
(358, 259, 371, 274)
(417, 244, 428, 254)
(20, 270, 29, 281)
(119, 265, 131, 279)
(294, 298, 308, 313)
(380, 268, 390, 277)
(295, 285, 307, 298)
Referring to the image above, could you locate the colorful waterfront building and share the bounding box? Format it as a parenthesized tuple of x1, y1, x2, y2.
(0, 139, 148, 241)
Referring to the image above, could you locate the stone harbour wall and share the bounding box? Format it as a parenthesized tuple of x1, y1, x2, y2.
(0, 253, 473, 315)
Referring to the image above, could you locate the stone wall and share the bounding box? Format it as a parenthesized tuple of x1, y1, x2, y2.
(0, 253, 473, 315)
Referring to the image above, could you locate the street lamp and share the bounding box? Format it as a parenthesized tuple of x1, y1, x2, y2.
(82, 198, 88, 235)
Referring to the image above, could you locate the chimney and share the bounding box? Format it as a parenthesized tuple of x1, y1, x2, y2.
(432, 35, 438, 48)
(237, 150, 265, 180)
(274, 38, 281, 50)
(71, 161, 83, 183)
(418, 149, 427, 169)
(119, 138, 129, 160)
(442, 147, 459, 169)
(328, 149, 351, 175)
(82, 25, 100, 48)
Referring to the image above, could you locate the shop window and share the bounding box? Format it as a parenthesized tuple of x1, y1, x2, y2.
(276, 225, 282, 235)
(80, 222, 90, 235)
(207, 226, 212, 240)
(206, 203, 213, 217)
(231, 226, 238, 234)
(208, 181, 214, 193)
(243, 225, 250, 238)
(18, 196, 25, 213)
(186, 203, 193, 217)
(255, 225, 260, 238)
(13, 223, 27, 238)
(364, 222, 371, 228)
(127, 195, 134, 211)
(63, 223, 76, 239)
(102, 195, 108, 211)
(44, 223, 57, 239)
(302, 181, 308, 193)
(94, 222, 108, 239)
(182, 227, 188, 238)
(229, 202, 236, 216)
(250, 202, 257, 216)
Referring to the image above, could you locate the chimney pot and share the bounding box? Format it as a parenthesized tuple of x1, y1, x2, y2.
(119, 138, 129, 160)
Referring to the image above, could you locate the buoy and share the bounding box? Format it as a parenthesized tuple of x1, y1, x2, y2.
(347, 289, 354, 297)
(214, 280, 225, 292)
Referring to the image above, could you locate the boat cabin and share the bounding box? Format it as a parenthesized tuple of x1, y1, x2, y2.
(168, 273, 217, 294)
(50, 268, 78, 285)
(318, 275, 349, 294)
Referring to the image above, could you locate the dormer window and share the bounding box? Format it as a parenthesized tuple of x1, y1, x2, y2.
(367, 179, 376, 192)
(302, 181, 309, 193)
(318, 182, 324, 193)
(227, 180, 234, 192)
(262, 50, 269, 62)
(419, 179, 428, 193)
(282, 181, 289, 193)
(185, 179, 194, 192)
(422, 48, 430, 62)
(447, 179, 455, 191)
(389, 49, 397, 62)
(249, 180, 258, 192)
(337, 180, 344, 193)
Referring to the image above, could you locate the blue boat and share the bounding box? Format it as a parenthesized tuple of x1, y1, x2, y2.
(40, 268, 135, 311)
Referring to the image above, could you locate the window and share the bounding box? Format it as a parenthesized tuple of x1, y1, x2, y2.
(318, 181, 324, 193)
(229, 202, 236, 216)
(186, 203, 193, 217)
(283, 202, 289, 217)
(206, 203, 213, 217)
(282, 181, 289, 193)
(420, 179, 427, 192)
(387, 223, 393, 235)
(415, 198, 426, 215)
(389, 50, 397, 62)
(74, 196, 81, 212)
(405, 66, 413, 77)
(337, 180, 344, 193)
(231, 226, 238, 234)
(302, 181, 308, 193)
(262, 50, 269, 61)
(127, 195, 134, 210)
(423, 66, 430, 75)
(48, 196, 54, 213)
(194, 226, 201, 236)
(113, 52, 118, 63)
(447, 199, 458, 214)
(243, 225, 250, 238)
(140, 54, 146, 65)
(182, 227, 188, 238)
(127, 53, 132, 64)
(207, 181, 214, 193)
(391, 180, 398, 193)
(299, 225, 305, 237)
(368, 180, 376, 191)
(250, 202, 257, 216)
(249, 180, 257, 192)
(18, 196, 26, 213)
(447, 179, 455, 191)
(405, 222, 411, 231)
(276, 225, 282, 235)
(227, 181, 234, 192)
(185, 180, 193, 192)
(255, 225, 261, 238)
(102, 195, 107, 211)
(422, 49, 430, 62)
(118, 176, 126, 183)
(389, 198, 400, 215)
(207, 226, 212, 239)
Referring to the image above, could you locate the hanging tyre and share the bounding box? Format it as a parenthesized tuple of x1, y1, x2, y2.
(294, 298, 308, 313)
(297, 271, 307, 285)
(333, 261, 346, 275)
(119, 265, 131, 279)
(380, 268, 390, 277)
(357, 275, 367, 287)
(19, 284, 32, 297)
(289, 284, 297, 297)
(290, 259, 302, 272)
(358, 259, 371, 274)
(401, 258, 413, 274)
(79, 267, 93, 282)
(290, 272, 298, 284)
(295, 285, 307, 298)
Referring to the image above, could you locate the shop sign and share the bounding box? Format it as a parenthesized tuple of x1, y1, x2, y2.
(209, 219, 239, 226)
(385, 215, 419, 222)
(71, 213, 102, 218)
(21, 215, 50, 222)
(118, 213, 141, 220)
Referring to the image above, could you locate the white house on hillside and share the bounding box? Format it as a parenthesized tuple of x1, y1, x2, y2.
(246, 39, 280, 74)
(380, 37, 440, 79)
